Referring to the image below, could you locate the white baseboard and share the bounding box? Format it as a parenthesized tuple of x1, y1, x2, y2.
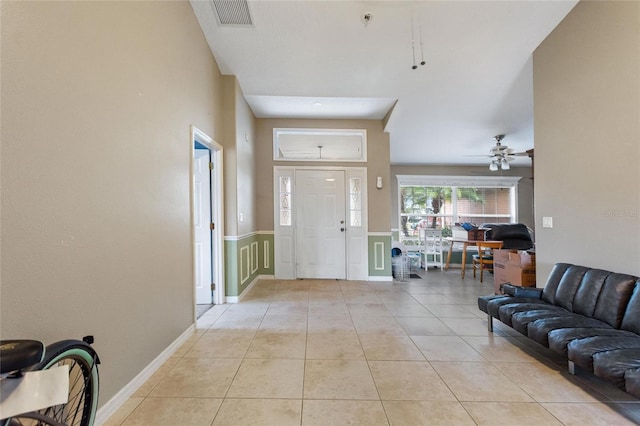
(94, 324, 195, 425)
(368, 276, 393, 281)
(225, 275, 275, 303)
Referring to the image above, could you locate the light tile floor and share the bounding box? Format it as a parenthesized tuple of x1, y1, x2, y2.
(104, 270, 640, 425)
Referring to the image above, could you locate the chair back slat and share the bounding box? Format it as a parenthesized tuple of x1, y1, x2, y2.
(473, 241, 503, 282)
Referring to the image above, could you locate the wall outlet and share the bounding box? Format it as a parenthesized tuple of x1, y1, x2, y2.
(542, 217, 553, 228)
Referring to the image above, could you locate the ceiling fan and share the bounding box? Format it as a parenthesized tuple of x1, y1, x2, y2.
(486, 134, 532, 171)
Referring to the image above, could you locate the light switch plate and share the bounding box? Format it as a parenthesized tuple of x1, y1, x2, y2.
(542, 217, 553, 228)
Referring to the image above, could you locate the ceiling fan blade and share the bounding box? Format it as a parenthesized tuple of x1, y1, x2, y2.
(490, 145, 509, 153)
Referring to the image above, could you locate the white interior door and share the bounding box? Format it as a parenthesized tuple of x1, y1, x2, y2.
(295, 170, 346, 279)
(194, 149, 212, 304)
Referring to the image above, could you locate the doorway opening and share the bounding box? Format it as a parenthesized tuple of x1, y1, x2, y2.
(191, 126, 225, 320)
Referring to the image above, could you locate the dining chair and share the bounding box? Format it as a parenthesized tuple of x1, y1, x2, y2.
(472, 241, 504, 283)
(420, 228, 444, 271)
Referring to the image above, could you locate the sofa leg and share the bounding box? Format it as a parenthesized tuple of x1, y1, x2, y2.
(487, 314, 493, 332)
(568, 360, 575, 375)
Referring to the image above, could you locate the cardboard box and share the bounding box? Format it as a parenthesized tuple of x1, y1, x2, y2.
(452, 226, 486, 241)
(493, 249, 536, 294)
(469, 228, 486, 241)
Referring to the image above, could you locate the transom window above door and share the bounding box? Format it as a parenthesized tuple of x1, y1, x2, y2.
(273, 128, 367, 162)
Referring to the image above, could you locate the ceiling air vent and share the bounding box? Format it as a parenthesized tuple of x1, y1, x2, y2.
(211, 0, 253, 27)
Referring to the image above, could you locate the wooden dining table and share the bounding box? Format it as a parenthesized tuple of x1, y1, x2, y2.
(444, 238, 503, 279)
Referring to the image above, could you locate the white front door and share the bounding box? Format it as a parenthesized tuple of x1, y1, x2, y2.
(295, 169, 346, 279)
(194, 149, 212, 304)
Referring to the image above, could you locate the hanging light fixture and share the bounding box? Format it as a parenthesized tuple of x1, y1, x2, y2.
(486, 134, 530, 171)
(410, 10, 427, 70)
(410, 14, 418, 69)
(489, 157, 511, 171)
(418, 13, 426, 66)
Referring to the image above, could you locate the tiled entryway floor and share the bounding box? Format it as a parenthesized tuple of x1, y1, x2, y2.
(105, 270, 640, 425)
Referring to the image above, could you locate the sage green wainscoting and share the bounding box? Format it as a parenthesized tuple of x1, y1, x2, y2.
(225, 232, 274, 298)
(257, 232, 275, 276)
(368, 234, 392, 278)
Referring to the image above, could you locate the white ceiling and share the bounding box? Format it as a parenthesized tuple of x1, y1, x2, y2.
(191, 0, 578, 166)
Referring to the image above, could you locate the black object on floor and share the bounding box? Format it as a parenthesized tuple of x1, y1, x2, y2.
(410, 273, 421, 279)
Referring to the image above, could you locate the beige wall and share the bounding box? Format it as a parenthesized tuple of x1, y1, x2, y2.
(235, 83, 257, 236)
(1, 1, 223, 405)
(390, 165, 534, 231)
(221, 76, 239, 235)
(255, 119, 391, 232)
(221, 76, 257, 236)
(533, 0, 640, 280)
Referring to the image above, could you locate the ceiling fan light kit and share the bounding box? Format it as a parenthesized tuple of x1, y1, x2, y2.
(486, 134, 527, 171)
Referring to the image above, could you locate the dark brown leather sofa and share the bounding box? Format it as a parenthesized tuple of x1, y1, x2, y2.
(478, 263, 640, 398)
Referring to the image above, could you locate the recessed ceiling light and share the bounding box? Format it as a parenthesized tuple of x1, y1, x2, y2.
(313, 102, 322, 107)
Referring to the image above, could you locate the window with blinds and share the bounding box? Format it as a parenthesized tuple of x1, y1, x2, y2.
(397, 176, 519, 248)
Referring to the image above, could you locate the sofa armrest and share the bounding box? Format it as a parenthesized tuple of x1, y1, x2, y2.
(503, 283, 543, 299)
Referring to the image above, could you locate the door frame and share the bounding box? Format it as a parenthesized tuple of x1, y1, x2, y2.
(273, 165, 368, 281)
(190, 126, 225, 313)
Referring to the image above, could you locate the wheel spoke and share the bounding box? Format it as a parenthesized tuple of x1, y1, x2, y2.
(34, 349, 96, 426)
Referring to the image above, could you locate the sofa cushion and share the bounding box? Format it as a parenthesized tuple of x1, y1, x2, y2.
(620, 281, 640, 334)
(548, 328, 636, 356)
(592, 273, 638, 328)
(500, 304, 569, 336)
(510, 309, 571, 335)
(541, 263, 573, 305)
(478, 294, 511, 314)
(593, 348, 640, 389)
(624, 367, 640, 400)
(567, 335, 640, 371)
(527, 316, 612, 347)
(553, 265, 590, 312)
(497, 303, 563, 327)
(487, 297, 547, 320)
(571, 269, 610, 317)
